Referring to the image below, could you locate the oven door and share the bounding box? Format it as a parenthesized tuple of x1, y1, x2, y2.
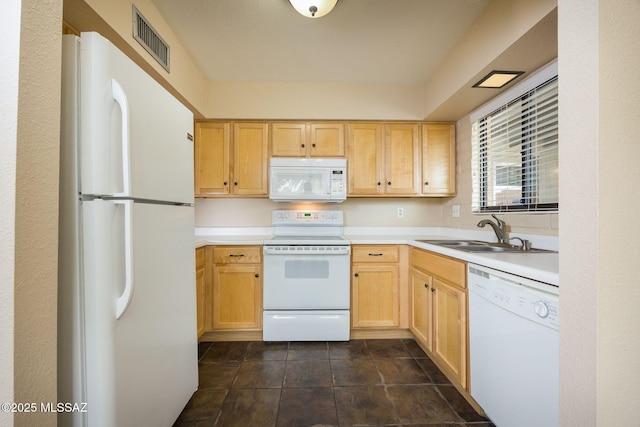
(263, 246, 350, 309)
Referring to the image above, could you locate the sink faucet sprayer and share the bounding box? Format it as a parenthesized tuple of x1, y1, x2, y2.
(477, 214, 508, 244)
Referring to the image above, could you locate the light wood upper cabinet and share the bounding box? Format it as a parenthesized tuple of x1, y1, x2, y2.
(309, 123, 345, 157)
(194, 122, 230, 196)
(348, 123, 420, 196)
(385, 123, 421, 195)
(233, 123, 269, 195)
(272, 122, 345, 157)
(271, 123, 307, 157)
(347, 123, 384, 195)
(421, 123, 456, 196)
(195, 120, 455, 198)
(194, 121, 268, 197)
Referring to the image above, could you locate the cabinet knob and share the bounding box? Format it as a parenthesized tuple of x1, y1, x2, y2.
(223, 181, 228, 186)
(387, 181, 392, 186)
(301, 144, 305, 148)
(234, 182, 238, 186)
(425, 181, 429, 185)
(255, 273, 260, 278)
(377, 182, 381, 186)
(424, 283, 428, 288)
(312, 143, 316, 147)
(431, 288, 436, 293)
(354, 273, 359, 277)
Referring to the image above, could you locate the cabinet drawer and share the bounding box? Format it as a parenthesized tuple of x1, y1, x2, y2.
(196, 247, 205, 269)
(352, 245, 399, 263)
(213, 246, 262, 264)
(410, 248, 466, 288)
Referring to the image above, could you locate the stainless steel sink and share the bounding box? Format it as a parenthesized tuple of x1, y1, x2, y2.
(416, 240, 555, 253)
(416, 239, 489, 246)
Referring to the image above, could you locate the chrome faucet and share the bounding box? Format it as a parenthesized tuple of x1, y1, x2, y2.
(477, 214, 508, 244)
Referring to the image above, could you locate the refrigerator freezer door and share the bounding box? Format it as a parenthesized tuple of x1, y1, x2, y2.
(78, 32, 194, 203)
(79, 199, 197, 427)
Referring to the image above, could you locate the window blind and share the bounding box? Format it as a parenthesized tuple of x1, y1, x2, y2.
(471, 76, 558, 213)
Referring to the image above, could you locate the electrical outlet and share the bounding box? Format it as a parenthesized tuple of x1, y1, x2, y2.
(397, 207, 404, 218)
(452, 204, 461, 218)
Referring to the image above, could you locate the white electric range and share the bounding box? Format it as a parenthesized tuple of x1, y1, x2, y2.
(262, 210, 351, 341)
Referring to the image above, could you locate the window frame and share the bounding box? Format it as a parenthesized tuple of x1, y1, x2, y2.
(471, 61, 558, 214)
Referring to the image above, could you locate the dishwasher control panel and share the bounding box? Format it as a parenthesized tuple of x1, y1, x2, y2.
(468, 264, 559, 330)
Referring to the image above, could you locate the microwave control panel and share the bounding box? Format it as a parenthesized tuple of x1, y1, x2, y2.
(331, 169, 346, 195)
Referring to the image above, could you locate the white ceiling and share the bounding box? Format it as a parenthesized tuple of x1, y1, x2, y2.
(150, 0, 491, 85)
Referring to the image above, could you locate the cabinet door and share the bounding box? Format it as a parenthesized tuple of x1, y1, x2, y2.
(233, 123, 269, 195)
(351, 264, 399, 327)
(194, 122, 230, 196)
(272, 122, 307, 157)
(410, 267, 432, 351)
(212, 265, 262, 329)
(204, 246, 215, 331)
(196, 265, 205, 338)
(432, 277, 467, 388)
(384, 123, 420, 195)
(348, 123, 384, 195)
(310, 123, 345, 157)
(422, 123, 456, 196)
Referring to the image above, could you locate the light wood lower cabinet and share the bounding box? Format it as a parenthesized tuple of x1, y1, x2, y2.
(210, 246, 263, 330)
(410, 266, 432, 349)
(351, 245, 400, 328)
(410, 247, 468, 390)
(195, 247, 206, 339)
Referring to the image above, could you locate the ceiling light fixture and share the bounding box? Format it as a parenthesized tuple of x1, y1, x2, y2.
(289, 0, 339, 18)
(473, 70, 525, 89)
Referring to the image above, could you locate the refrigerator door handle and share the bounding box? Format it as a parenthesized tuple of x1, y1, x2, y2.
(114, 199, 134, 319)
(111, 78, 131, 197)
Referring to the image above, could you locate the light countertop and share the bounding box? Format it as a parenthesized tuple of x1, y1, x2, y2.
(195, 227, 559, 287)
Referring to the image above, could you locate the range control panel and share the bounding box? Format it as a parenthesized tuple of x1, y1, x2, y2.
(272, 210, 343, 225)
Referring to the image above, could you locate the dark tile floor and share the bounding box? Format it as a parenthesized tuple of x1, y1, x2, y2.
(173, 339, 495, 427)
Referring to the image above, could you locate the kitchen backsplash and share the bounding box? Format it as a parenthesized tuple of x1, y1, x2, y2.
(194, 197, 558, 236)
(194, 198, 445, 227)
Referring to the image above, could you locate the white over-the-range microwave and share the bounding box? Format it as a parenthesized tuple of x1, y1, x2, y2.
(269, 158, 347, 203)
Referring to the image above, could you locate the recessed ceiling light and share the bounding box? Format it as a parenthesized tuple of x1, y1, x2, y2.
(473, 70, 525, 88)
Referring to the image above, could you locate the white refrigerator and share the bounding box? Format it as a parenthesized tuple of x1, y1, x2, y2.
(58, 32, 198, 426)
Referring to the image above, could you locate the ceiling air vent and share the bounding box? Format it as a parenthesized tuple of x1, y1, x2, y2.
(132, 5, 170, 72)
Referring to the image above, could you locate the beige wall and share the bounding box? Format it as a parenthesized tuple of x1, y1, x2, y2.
(195, 197, 445, 228)
(2, 0, 62, 426)
(64, 0, 208, 117)
(206, 81, 424, 120)
(597, 1, 640, 420)
(422, 0, 557, 119)
(559, 0, 640, 425)
(440, 112, 559, 236)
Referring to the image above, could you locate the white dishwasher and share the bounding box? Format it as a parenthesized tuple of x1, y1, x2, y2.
(468, 264, 559, 427)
